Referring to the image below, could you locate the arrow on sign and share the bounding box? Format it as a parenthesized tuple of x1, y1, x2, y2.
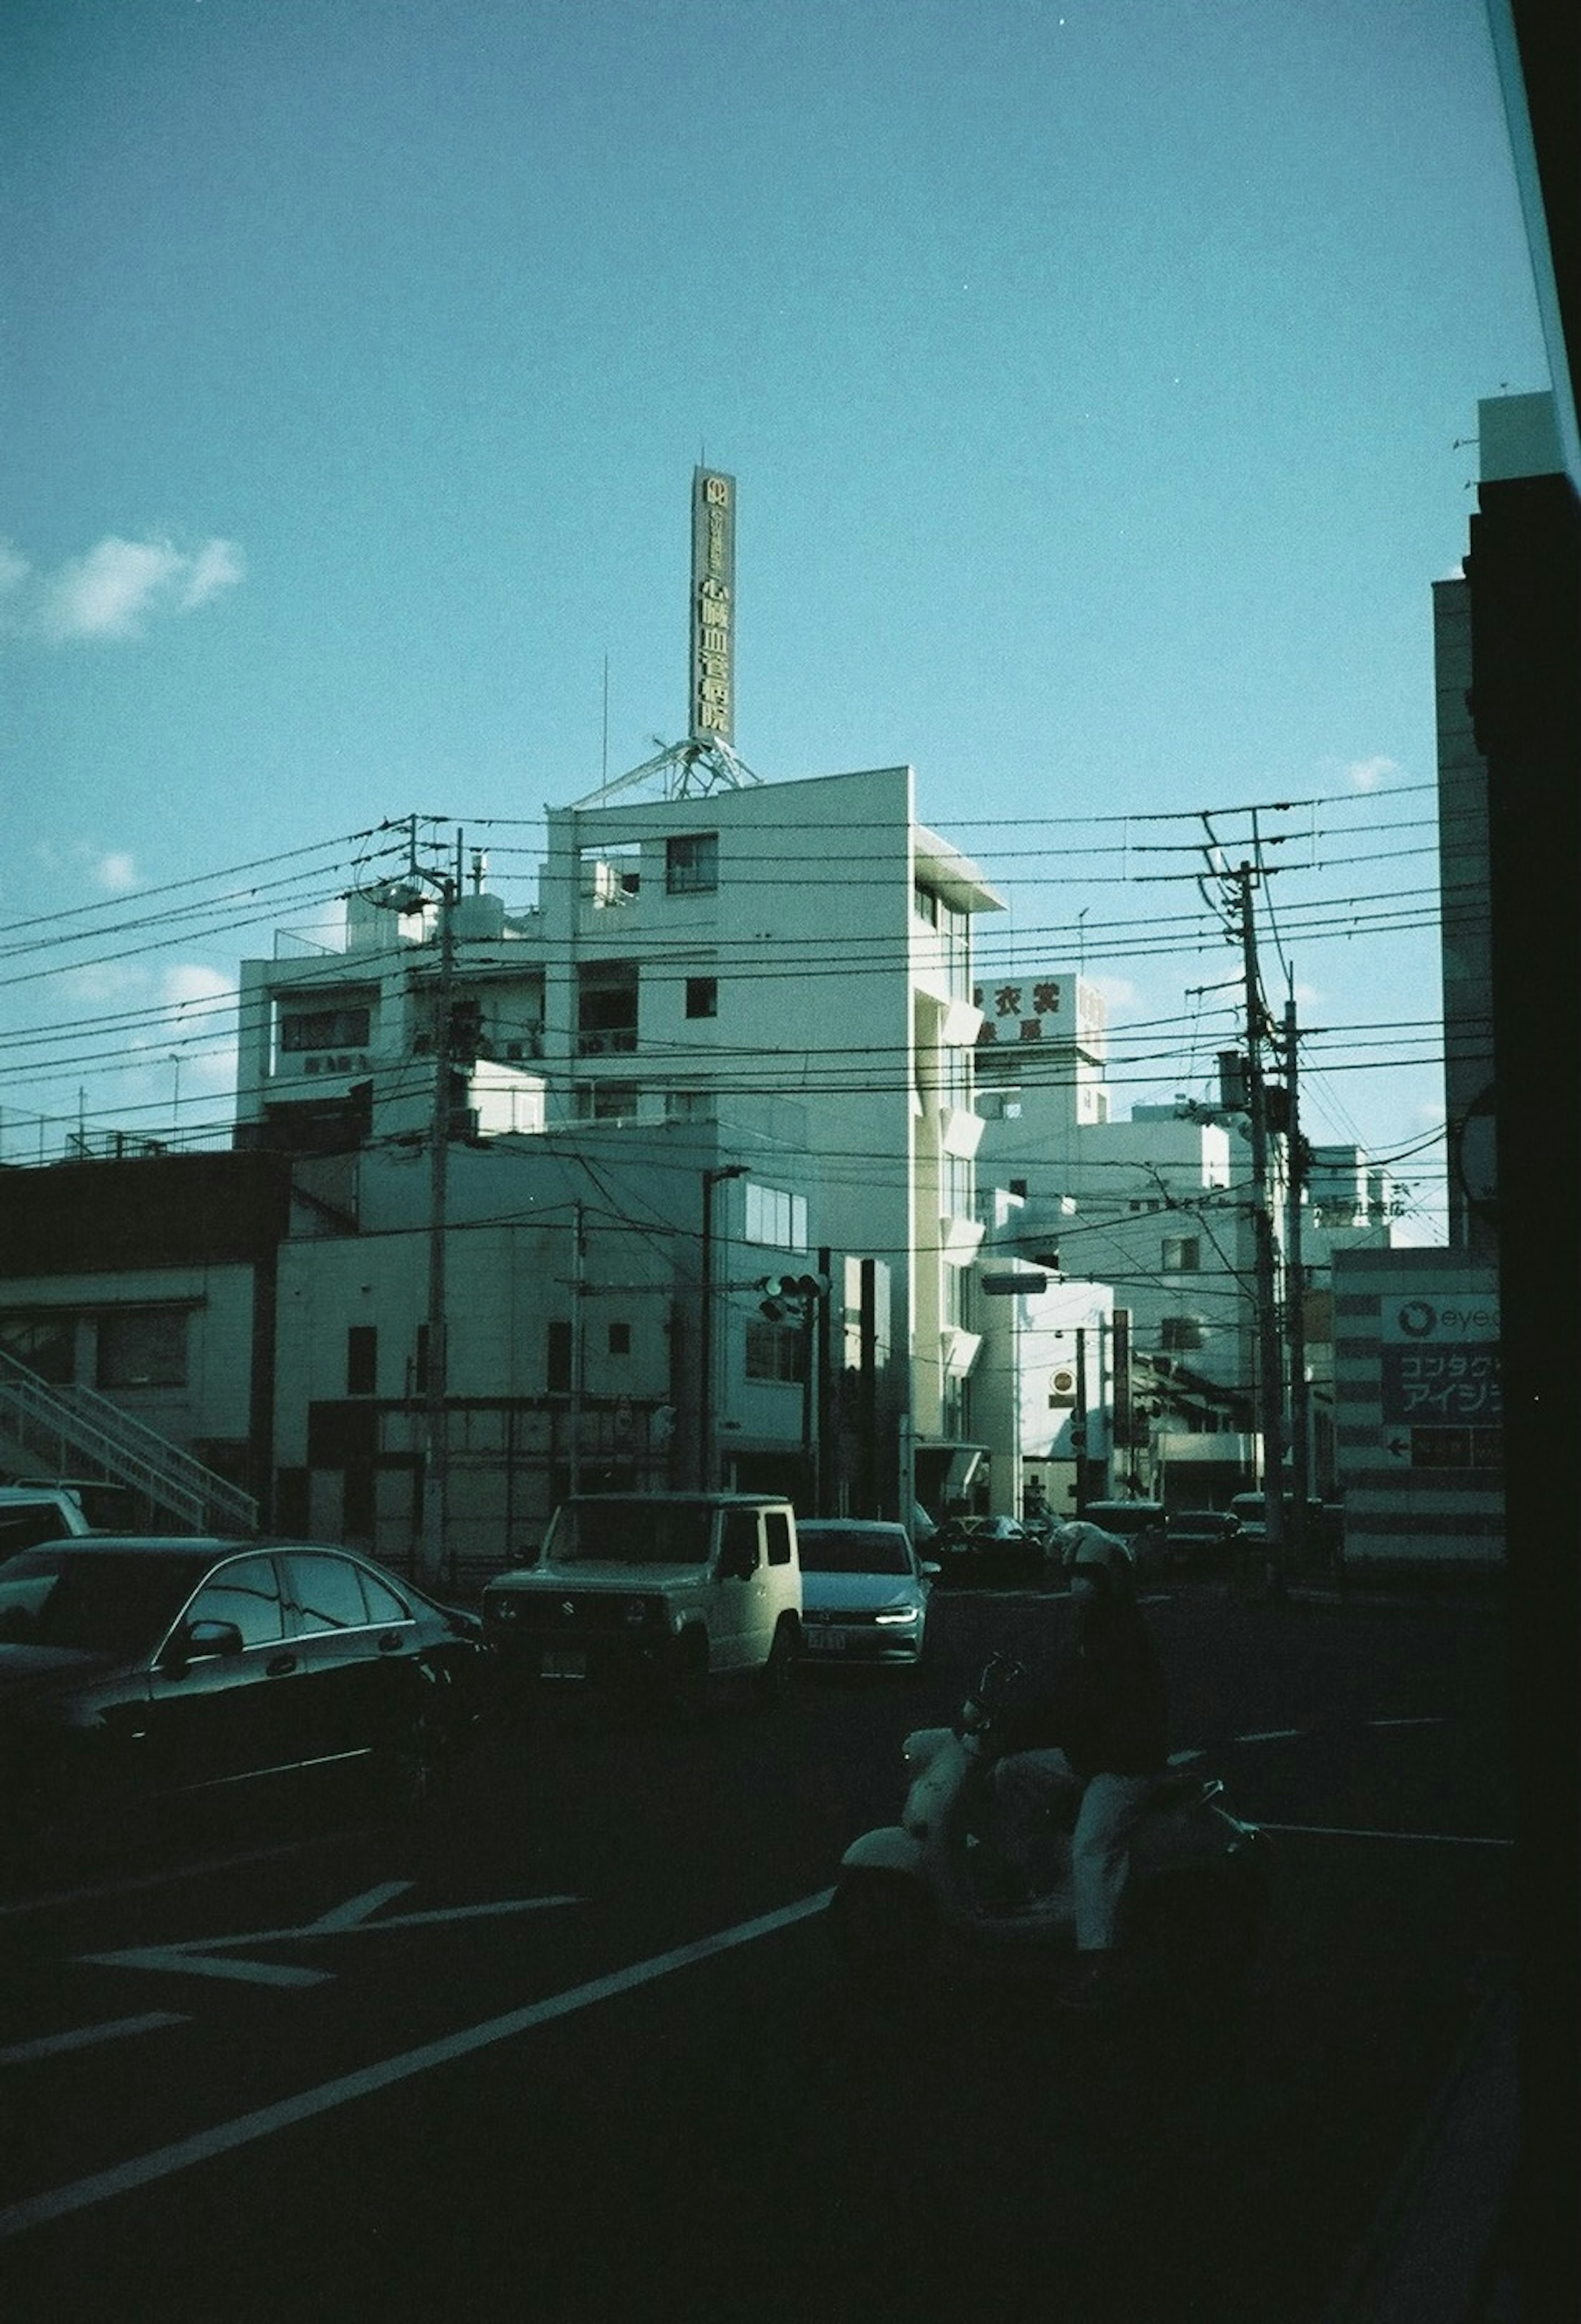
(81, 1883, 585, 1990)
(1384, 1433, 1412, 1461)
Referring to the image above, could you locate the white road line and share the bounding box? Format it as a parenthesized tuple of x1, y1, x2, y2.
(79, 1891, 587, 1990)
(0, 2012, 190, 2067)
(1236, 1728, 1307, 1743)
(1366, 1717, 1447, 1729)
(1257, 1822, 1511, 1847)
(0, 1888, 835, 2240)
(302, 1881, 413, 1931)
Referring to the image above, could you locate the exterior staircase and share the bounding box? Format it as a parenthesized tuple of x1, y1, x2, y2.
(0, 1347, 259, 1537)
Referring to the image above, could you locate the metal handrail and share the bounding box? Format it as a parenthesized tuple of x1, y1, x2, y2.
(0, 1348, 258, 1535)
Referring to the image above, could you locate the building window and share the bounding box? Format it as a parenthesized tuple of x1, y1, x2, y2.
(745, 1319, 806, 1383)
(574, 1081, 640, 1122)
(608, 1322, 631, 1356)
(96, 1308, 187, 1389)
(576, 961, 639, 1055)
(0, 1312, 75, 1384)
(685, 976, 718, 1019)
(744, 1182, 808, 1251)
(547, 1320, 572, 1393)
(279, 1004, 372, 1053)
(1160, 1315, 1205, 1352)
(1161, 1235, 1201, 1272)
(347, 1325, 378, 1397)
(665, 833, 718, 895)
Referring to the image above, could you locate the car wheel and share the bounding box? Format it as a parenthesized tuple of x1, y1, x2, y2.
(375, 1708, 442, 1823)
(829, 1872, 940, 1987)
(757, 1617, 797, 1706)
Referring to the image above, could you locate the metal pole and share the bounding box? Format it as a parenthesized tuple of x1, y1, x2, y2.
(568, 1201, 585, 1496)
(698, 1165, 747, 1489)
(421, 874, 456, 1588)
(1074, 1326, 1089, 1515)
(1237, 864, 1288, 1597)
(1284, 993, 1311, 1562)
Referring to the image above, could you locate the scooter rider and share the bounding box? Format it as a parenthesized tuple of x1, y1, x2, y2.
(992, 1525, 1168, 2004)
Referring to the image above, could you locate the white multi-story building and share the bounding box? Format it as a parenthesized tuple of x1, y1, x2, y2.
(236, 762, 1005, 1532)
(971, 966, 1403, 1508)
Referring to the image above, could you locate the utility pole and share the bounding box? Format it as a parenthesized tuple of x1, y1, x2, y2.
(1073, 1325, 1090, 1515)
(568, 1200, 586, 1496)
(1283, 991, 1311, 1565)
(1235, 863, 1287, 1597)
(698, 1164, 748, 1488)
(420, 861, 458, 1590)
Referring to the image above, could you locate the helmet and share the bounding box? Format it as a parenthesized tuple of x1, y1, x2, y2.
(1058, 1522, 1135, 1596)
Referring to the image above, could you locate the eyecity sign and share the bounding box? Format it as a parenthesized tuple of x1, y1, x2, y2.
(1383, 1299, 1500, 1342)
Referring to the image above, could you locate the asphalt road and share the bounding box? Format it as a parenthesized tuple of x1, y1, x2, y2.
(0, 1584, 1513, 2323)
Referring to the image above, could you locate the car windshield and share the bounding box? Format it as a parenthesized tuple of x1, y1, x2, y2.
(546, 1501, 715, 1566)
(0, 1549, 204, 1655)
(798, 1529, 911, 1575)
(0, 1505, 79, 1559)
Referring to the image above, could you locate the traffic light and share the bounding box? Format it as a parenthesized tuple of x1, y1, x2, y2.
(756, 1272, 829, 1322)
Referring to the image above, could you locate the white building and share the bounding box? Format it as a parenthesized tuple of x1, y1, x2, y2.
(235, 762, 1005, 1533)
(971, 966, 1403, 1509)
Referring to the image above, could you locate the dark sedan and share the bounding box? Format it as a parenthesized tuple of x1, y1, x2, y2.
(0, 1537, 492, 1867)
(930, 1515, 1047, 1589)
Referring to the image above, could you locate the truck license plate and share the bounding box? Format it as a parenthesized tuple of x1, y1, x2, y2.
(807, 1630, 844, 1653)
(540, 1646, 588, 1680)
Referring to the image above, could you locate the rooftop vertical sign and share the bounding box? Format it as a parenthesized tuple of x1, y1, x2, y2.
(690, 468, 735, 744)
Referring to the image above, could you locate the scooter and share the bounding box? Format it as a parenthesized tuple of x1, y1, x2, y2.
(830, 1654, 1269, 1986)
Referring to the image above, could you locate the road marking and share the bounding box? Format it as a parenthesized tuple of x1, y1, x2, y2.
(0, 2012, 190, 2067)
(1, 1888, 835, 2240)
(1236, 1728, 1306, 1743)
(1366, 1717, 1447, 1729)
(1257, 1822, 1511, 1847)
(79, 1886, 585, 1990)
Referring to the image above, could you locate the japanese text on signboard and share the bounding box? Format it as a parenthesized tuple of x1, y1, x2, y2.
(691, 469, 735, 742)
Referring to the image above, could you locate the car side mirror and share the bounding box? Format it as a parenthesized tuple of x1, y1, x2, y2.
(921, 1562, 942, 1581)
(173, 1617, 245, 1665)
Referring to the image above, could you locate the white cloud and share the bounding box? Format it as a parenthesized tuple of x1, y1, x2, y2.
(180, 537, 246, 609)
(95, 851, 140, 894)
(1343, 755, 1401, 793)
(163, 963, 234, 1012)
(28, 534, 244, 642)
(0, 539, 31, 595)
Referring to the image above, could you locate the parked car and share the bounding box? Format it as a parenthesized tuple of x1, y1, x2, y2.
(0, 1484, 100, 1561)
(930, 1515, 1045, 1588)
(0, 1537, 491, 1867)
(795, 1519, 937, 1668)
(1228, 1493, 1343, 1565)
(1078, 1500, 1170, 1573)
(1164, 1508, 1243, 1570)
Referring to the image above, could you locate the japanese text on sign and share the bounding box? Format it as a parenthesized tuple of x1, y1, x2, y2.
(1380, 1345, 1503, 1424)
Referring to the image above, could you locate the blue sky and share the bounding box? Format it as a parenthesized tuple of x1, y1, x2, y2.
(0, 0, 1551, 1229)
